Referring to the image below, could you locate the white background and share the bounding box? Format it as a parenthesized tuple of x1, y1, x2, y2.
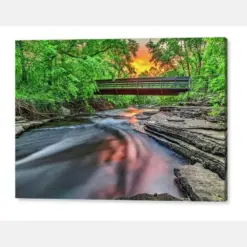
(0, 26, 246, 222)
(0, 221, 246, 247)
(0, 0, 247, 26)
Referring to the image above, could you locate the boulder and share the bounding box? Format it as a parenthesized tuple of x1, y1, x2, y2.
(60, 106, 71, 116)
(174, 163, 226, 201)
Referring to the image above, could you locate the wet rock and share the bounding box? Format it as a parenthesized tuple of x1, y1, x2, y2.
(96, 109, 125, 118)
(131, 105, 227, 199)
(174, 163, 226, 201)
(132, 105, 227, 180)
(136, 114, 150, 120)
(144, 118, 226, 179)
(135, 109, 159, 120)
(132, 122, 146, 133)
(146, 118, 226, 153)
(16, 119, 51, 136)
(142, 109, 159, 116)
(116, 193, 182, 201)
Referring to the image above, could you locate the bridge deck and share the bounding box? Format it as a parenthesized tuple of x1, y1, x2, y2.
(95, 76, 190, 95)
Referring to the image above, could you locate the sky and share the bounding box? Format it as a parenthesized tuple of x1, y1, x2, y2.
(131, 38, 160, 75)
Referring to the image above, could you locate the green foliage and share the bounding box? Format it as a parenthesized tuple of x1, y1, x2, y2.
(146, 37, 227, 112)
(208, 104, 225, 117)
(15, 39, 139, 108)
(147, 38, 207, 77)
(84, 101, 96, 114)
(16, 38, 227, 114)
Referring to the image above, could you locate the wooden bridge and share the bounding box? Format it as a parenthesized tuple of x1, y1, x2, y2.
(95, 76, 190, 95)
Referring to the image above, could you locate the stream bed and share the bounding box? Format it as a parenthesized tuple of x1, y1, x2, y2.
(16, 111, 187, 199)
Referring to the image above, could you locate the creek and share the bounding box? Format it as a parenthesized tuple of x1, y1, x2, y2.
(16, 109, 187, 199)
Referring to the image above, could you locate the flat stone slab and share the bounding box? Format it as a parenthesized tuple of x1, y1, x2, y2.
(15, 116, 25, 121)
(116, 193, 182, 201)
(159, 106, 226, 123)
(145, 121, 226, 156)
(174, 163, 226, 201)
(15, 119, 51, 136)
(149, 113, 226, 130)
(140, 112, 227, 179)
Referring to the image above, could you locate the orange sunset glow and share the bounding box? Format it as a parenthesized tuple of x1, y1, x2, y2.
(131, 45, 154, 75)
(132, 39, 161, 76)
(131, 39, 171, 77)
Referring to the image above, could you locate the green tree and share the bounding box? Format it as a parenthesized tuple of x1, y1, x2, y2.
(15, 39, 139, 106)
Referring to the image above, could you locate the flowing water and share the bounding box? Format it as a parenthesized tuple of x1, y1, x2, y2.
(16, 111, 187, 199)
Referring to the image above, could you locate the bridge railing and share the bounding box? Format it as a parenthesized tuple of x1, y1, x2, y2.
(96, 77, 191, 90)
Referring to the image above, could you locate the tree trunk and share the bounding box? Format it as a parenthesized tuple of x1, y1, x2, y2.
(195, 42, 203, 75)
(47, 56, 55, 85)
(177, 44, 187, 75)
(183, 41, 191, 76)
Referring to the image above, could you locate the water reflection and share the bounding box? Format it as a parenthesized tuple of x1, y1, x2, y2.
(16, 118, 186, 199)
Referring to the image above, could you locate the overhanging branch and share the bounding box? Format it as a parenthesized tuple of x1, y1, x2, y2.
(61, 46, 114, 59)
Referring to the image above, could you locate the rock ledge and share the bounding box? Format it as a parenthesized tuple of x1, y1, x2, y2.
(116, 193, 182, 201)
(174, 163, 226, 201)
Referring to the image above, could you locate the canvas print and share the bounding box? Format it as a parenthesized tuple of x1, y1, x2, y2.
(15, 38, 227, 201)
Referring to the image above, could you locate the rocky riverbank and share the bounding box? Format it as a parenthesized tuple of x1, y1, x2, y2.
(15, 97, 116, 137)
(15, 104, 227, 201)
(15, 116, 52, 137)
(133, 105, 227, 201)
